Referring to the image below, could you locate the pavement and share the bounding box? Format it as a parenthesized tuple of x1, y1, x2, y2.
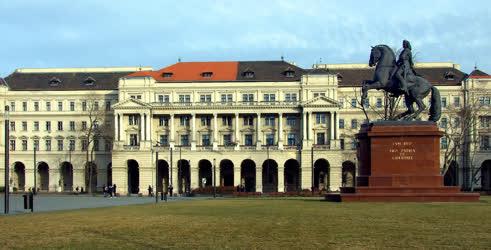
(0, 193, 211, 215)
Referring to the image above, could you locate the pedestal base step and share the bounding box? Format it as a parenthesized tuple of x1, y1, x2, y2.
(334, 192, 480, 202)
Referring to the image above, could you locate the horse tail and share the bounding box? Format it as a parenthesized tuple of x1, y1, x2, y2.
(429, 86, 441, 122)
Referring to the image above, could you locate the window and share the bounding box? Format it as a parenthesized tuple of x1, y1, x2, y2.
(46, 101, 51, 111)
(94, 101, 99, 111)
(313, 92, 326, 98)
(70, 101, 75, 111)
(105, 140, 111, 151)
(69, 121, 75, 131)
(223, 134, 232, 146)
(201, 116, 211, 126)
(22, 140, 27, 151)
(33, 139, 39, 151)
(94, 139, 100, 151)
(200, 94, 212, 103)
(453, 97, 460, 107)
(351, 119, 358, 129)
(351, 139, 357, 150)
(34, 101, 39, 111)
(46, 139, 52, 151)
(316, 113, 326, 124)
(221, 94, 233, 103)
(242, 94, 254, 102)
(286, 116, 296, 126)
(244, 134, 253, 146)
(46, 121, 51, 131)
(376, 98, 383, 108)
(180, 134, 189, 146)
(9, 139, 15, 151)
(93, 121, 99, 130)
(340, 139, 345, 150)
(201, 134, 210, 146)
(162, 72, 173, 78)
(288, 133, 296, 146)
(84, 77, 96, 86)
(69, 140, 75, 151)
(180, 116, 190, 126)
(201, 72, 213, 78)
(158, 95, 170, 103)
(22, 102, 27, 111)
(34, 121, 39, 131)
(58, 101, 63, 111)
(243, 116, 254, 126)
(105, 101, 111, 111)
(129, 134, 138, 146)
(285, 93, 297, 102)
(363, 98, 370, 107)
(339, 119, 345, 129)
(453, 117, 460, 128)
(57, 140, 63, 151)
(10, 102, 15, 112)
(159, 135, 169, 146)
(178, 94, 191, 103)
(284, 70, 295, 78)
(441, 97, 447, 108)
(481, 135, 490, 150)
(82, 101, 87, 111)
(81, 121, 87, 130)
(159, 116, 169, 127)
(263, 94, 276, 102)
(82, 139, 89, 150)
(222, 116, 232, 126)
(441, 137, 448, 149)
(57, 121, 63, 131)
(129, 115, 140, 125)
(244, 71, 255, 78)
(351, 99, 357, 108)
(10, 121, 15, 131)
(22, 121, 27, 131)
(338, 98, 344, 108)
(265, 116, 275, 126)
(130, 95, 142, 100)
(266, 134, 274, 146)
(440, 118, 447, 128)
(316, 133, 325, 145)
(480, 116, 491, 128)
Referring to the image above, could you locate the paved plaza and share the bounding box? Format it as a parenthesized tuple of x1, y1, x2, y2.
(0, 194, 207, 215)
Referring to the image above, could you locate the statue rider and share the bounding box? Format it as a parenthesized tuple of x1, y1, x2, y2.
(394, 40, 415, 95)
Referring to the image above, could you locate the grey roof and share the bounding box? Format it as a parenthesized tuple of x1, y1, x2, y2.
(236, 61, 306, 81)
(4, 71, 136, 91)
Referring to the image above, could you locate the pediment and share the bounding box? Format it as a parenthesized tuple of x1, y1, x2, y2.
(112, 98, 151, 109)
(303, 96, 340, 107)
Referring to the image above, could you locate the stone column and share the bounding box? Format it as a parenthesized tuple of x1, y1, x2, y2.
(330, 112, 335, 141)
(114, 112, 120, 141)
(256, 164, 263, 193)
(119, 113, 125, 144)
(278, 113, 283, 150)
(139, 113, 145, 144)
(191, 160, 199, 189)
(234, 113, 240, 150)
(170, 114, 175, 148)
(191, 113, 197, 150)
(278, 166, 284, 192)
(256, 113, 262, 150)
(233, 163, 241, 187)
(213, 113, 218, 150)
(308, 112, 313, 144)
(146, 112, 151, 143)
(171, 161, 178, 195)
(302, 112, 307, 147)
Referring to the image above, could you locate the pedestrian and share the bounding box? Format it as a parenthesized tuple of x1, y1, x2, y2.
(103, 184, 107, 197)
(76, 186, 79, 193)
(168, 184, 173, 197)
(148, 185, 153, 197)
(113, 184, 117, 197)
(108, 185, 113, 198)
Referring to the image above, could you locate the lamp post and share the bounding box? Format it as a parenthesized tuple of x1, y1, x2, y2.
(4, 105, 10, 214)
(213, 158, 216, 198)
(33, 144, 37, 195)
(155, 147, 158, 204)
(311, 146, 314, 195)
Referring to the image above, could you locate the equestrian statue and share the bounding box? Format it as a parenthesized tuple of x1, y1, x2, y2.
(361, 40, 441, 122)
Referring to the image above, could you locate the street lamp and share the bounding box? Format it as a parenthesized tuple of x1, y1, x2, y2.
(213, 158, 216, 198)
(4, 105, 10, 214)
(33, 144, 37, 195)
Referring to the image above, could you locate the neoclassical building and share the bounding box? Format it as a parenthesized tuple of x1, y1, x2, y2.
(1, 61, 490, 195)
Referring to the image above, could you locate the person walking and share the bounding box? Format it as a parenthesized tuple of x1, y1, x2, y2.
(112, 184, 117, 197)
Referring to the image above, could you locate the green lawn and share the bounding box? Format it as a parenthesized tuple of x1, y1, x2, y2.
(2, 197, 491, 249)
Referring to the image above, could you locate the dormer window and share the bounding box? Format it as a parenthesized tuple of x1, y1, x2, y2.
(337, 73, 343, 83)
(444, 71, 455, 81)
(201, 72, 213, 78)
(244, 70, 255, 79)
(84, 77, 96, 86)
(162, 72, 173, 78)
(284, 69, 295, 78)
(49, 77, 61, 86)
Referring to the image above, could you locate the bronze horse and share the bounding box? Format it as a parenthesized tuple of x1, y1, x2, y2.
(361, 45, 441, 122)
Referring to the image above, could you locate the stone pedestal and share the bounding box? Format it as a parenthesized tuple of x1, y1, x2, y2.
(336, 121, 479, 202)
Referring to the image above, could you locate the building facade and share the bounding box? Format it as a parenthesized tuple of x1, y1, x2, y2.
(1, 61, 490, 194)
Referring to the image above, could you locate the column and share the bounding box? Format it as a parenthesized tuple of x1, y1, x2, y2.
(256, 113, 262, 150)
(278, 166, 284, 192)
(171, 161, 178, 195)
(191, 113, 197, 150)
(191, 161, 199, 189)
(330, 112, 335, 141)
(233, 164, 241, 187)
(256, 164, 263, 193)
(170, 114, 175, 148)
(278, 113, 283, 150)
(146, 112, 151, 143)
(302, 112, 307, 145)
(213, 113, 218, 150)
(308, 112, 313, 144)
(139, 113, 145, 144)
(114, 112, 120, 141)
(234, 113, 240, 150)
(119, 113, 125, 144)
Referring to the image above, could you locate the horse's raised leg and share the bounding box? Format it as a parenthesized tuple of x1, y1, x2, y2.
(406, 97, 426, 120)
(396, 95, 415, 120)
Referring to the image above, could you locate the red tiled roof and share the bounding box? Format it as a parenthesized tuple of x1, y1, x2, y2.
(153, 62, 238, 82)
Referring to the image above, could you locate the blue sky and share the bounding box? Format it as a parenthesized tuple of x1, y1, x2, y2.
(1, 0, 490, 76)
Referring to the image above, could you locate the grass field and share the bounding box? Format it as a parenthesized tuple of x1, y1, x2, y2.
(1, 197, 491, 249)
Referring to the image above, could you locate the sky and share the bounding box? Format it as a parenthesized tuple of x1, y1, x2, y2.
(1, 0, 490, 76)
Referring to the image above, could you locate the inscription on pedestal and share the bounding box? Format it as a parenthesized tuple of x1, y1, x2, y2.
(389, 141, 416, 161)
